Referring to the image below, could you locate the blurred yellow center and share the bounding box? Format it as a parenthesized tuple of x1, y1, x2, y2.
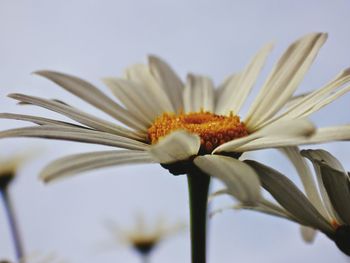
(148, 111, 249, 153)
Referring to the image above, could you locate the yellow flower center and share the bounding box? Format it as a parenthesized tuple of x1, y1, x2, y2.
(148, 111, 249, 153)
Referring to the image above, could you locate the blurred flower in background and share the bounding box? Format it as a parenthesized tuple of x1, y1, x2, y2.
(101, 214, 186, 263)
(0, 150, 40, 262)
(0, 151, 36, 189)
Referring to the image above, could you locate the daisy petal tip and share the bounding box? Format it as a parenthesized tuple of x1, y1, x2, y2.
(148, 54, 162, 62)
(148, 130, 201, 164)
(264, 42, 274, 52)
(299, 149, 309, 156)
(306, 122, 317, 136)
(310, 32, 327, 39)
(193, 155, 211, 165)
(211, 147, 221, 154)
(341, 67, 350, 76)
(32, 70, 57, 78)
(7, 93, 21, 99)
(39, 173, 53, 184)
(101, 77, 113, 84)
(32, 70, 47, 75)
(300, 226, 318, 243)
(321, 32, 329, 39)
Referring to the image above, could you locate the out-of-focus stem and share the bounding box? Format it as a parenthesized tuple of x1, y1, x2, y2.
(0, 187, 24, 261)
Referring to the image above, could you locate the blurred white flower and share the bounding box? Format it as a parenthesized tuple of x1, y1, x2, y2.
(0, 151, 37, 188)
(101, 214, 186, 259)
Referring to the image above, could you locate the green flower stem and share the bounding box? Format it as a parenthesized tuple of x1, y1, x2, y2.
(0, 187, 24, 261)
(187, 169, 210, 263)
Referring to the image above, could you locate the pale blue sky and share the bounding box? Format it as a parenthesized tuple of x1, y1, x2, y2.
(1, 0, 350, 262)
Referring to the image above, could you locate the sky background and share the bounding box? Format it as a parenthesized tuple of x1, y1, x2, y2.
(1, 0, 350, 262)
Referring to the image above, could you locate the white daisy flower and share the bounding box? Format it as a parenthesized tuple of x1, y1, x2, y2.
(0, 32, 349, 187)
(2, 32, 350, 263)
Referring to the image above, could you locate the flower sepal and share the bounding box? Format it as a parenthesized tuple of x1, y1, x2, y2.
(332, 225, 350, 256)
(160, 158, 197, 176)
(0, 172, 15, 190)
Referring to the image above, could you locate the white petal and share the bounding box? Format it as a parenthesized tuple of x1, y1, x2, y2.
(302, 149, 346, 224)
(103, 78, 156, 124)
(283, 92, 311, 109)
(299, 84, 350, 118)
(148, 130, 200, 163)
(35, 70, 145, 131)
(213, 118, 315, 153)
(123, 64, 175, 113)
(237, 125, 350, 152)
(194, 155, 261, 205)
(183, 74, 215, 113)
(41, 150, 154, 182)
(9, 93, 146, 140)
(266, 68, 350, 125)
(237, 200, 297, 222)
(245, 33, 327, 130)
(301, 149, 344, 172)
(0, 113, 84, 127)
(208, 189, 229, 202)
(318, 162, 350, 225)
(282, 147, 329, 219)
(247, 160, 333, 233)
(300, 226, 318, 243)
(214, 73, 242, 115)
(215, 43, 273, 115)
(148, 55, 184, 111)
(0, 125, 149, 151)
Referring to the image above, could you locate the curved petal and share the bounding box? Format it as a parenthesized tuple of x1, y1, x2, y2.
(245, 33, 327, 130)
(233, 125, 350, 152)
(0, 113, 85, 128)
(183, 74, 215, 113)
(8, 93, 146, 140)
(123, 64, 175, 113)
(301, 149, 344, 171)
(41, 150, 154, 183)
(194, 155, 261, 205)
(237, 201, 297, 222)
(302, 149, 348, 224)
(318, 163, 350, 225)
(0, 125, 149, 151)
(246, 160, 333, 233)
(262, 68, 350, 127)
(215, 73, 240, 108)
(149, 55, 184, 111)
(34, 70, 145, 131)
(148, 131, 200, 163)
(300, 226, 318, 243)
(213, 118, 315, 153)
(215, 43, 273, 115)
(282, 147, 328, 219)
(103, 78, 156, 124)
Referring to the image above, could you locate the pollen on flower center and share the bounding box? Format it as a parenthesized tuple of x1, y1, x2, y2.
(148, 111, 249, 153)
